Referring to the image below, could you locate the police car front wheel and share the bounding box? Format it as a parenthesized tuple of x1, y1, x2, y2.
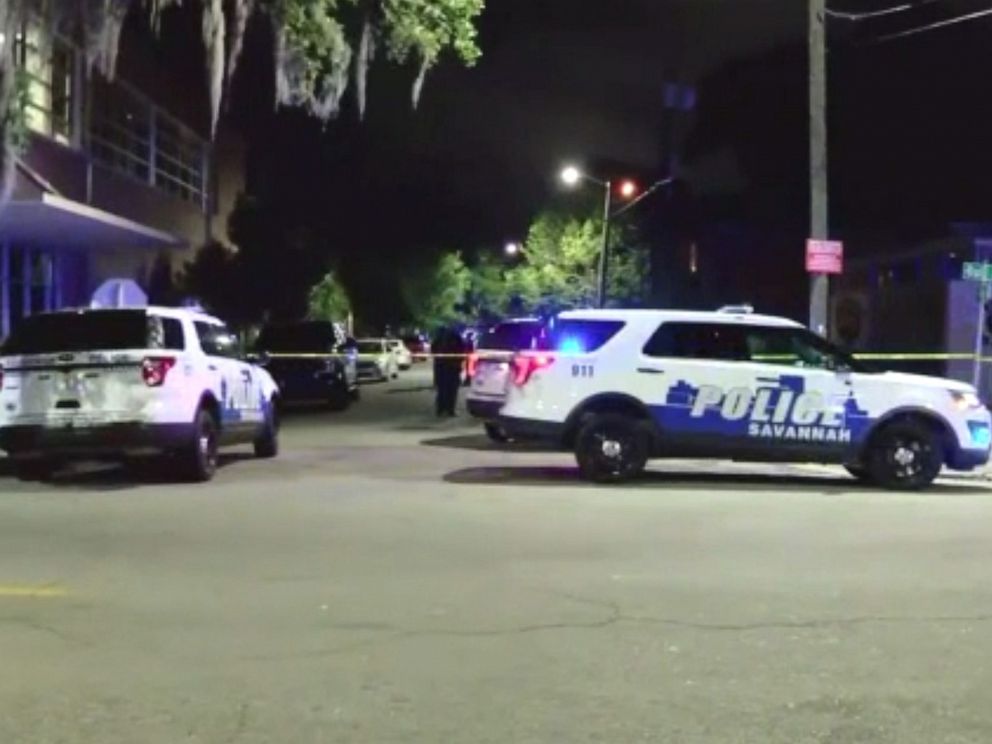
(866, 420, 943, 491)
(575, 413, 650, 484)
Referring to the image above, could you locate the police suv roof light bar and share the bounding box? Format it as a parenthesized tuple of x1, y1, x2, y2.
(717, 304, 755, 315)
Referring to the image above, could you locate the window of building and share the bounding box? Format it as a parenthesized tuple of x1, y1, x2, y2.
(88, 77, 207, 207)
(89, 76, 152, 182)
(155, 114, 206, 204)
(13, 24, 74, 145)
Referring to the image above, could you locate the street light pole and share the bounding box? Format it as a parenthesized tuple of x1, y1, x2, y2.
(809, 0, 830, 336)
(597, 180, 612, 309)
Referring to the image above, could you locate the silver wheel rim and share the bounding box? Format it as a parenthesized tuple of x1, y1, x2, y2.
(601, 439, 623, 459)
(200, 424, 217, 469)
(888, 436, 928, 480)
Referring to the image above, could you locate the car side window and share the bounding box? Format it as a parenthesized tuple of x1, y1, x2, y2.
(643, 322, 749, 361)
(195, 322, 240, 359)
(146, 316, 185, 351)
(745, 327, 850, 371)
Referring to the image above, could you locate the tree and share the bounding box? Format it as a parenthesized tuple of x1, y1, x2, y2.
(178, 241, 249, 322)
(147, 251, 180, 306)
(0, 0, 484, 208)
(308, 270, 351, 321)
(504, 211, 650, 316)
(399, 250, 470, 329)
(464, 252, 510, 323)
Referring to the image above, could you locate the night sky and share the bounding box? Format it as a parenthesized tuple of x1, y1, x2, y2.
(160, 0, 992, 320)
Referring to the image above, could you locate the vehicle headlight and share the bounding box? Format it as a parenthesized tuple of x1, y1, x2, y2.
(951, 391, 983, 411)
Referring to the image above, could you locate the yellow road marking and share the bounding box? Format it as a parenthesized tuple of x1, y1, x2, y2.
(0, 584, 68, 598)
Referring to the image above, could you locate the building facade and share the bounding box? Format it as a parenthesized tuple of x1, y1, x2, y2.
(0, 18, 242, 338)
(831, 227, 992, 395)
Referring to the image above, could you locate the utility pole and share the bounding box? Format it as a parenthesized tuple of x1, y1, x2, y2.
(597, 180, 613, 309)
(809, 0, 830, 336)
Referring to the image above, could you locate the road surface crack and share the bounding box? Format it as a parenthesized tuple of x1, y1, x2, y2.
(0, 615, 86, 645)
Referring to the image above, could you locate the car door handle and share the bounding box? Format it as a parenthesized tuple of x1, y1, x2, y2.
(637, 367, 665, 375)
(208, 365, 218, 372)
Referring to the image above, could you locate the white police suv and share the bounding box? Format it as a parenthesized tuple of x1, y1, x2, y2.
(497, 307, 992, 490)
(0, 307, 280, 482)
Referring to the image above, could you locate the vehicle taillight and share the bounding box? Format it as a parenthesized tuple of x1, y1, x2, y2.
(467, 353, 479, 378)
(142, 356, 176, 387)
(512, 353, 555, 386)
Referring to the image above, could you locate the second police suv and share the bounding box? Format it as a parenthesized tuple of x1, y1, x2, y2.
(496, 306, 992, 490)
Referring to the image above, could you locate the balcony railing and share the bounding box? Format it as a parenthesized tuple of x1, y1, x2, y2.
(14, 21, 210, 213)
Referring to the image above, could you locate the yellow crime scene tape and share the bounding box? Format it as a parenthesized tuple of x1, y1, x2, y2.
(264, 352, 992, 362)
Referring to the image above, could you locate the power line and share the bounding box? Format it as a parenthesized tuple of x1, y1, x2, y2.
(826, 0, 947, 21)
(870, 4, 992, 42)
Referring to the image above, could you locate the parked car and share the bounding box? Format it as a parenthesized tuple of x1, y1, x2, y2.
(253, 321, 358, 410)
(388, 339, 413, 370)
(466, 318, 548, 441)
(0, 306, 280, 482)
(356, 339, 399, 381)
(403, 335, 431, 361)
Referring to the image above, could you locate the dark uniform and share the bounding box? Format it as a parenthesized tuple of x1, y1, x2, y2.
(432, 327, 465, 417)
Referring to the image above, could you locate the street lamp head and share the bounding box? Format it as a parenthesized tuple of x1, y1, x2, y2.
(619, 180, 638, 199)
(504, 242, 521, 256)
(560, 166, 582, 187)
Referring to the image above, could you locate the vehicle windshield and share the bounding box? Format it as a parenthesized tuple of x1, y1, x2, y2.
(356, 340, 384, 354)
(256, 323, 336, 353)
(478, 321, 546, 352)
(1, 310, 151, 355)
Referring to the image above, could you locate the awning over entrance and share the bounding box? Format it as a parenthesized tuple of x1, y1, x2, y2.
(0, 193, 184, 249)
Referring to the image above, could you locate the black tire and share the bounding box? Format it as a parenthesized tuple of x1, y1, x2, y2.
(181, 408, 220, 483)
(327, 384, 351, 412)
(575, 413, 650, 483)
(349, 386, 361, 401)
(866, 419, 943, 491)
(484, 422, 511, 443)
(14, 459, 58, 482)
(254, 401, 280, 459)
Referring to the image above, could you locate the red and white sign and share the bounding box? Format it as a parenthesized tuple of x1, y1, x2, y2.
(806, 239, 844, 275)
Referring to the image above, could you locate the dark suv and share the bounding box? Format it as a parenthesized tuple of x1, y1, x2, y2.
(254, 321, 358, 410)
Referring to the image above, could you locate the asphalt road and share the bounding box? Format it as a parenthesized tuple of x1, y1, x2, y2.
(2, 367, 992, 743)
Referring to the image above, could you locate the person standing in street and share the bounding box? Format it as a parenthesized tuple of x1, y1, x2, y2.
(432, 326, 465, 417)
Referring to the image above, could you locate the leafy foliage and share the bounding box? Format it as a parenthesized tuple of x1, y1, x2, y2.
(180, 195, 326, 324)
(0, 0, 485, 206)
(399, 250, 471, 329)
(179, 241, 247, 322)
(501, 211, 650, 317)
(397, 212, 651, 328)
(308, 270, 352, 321)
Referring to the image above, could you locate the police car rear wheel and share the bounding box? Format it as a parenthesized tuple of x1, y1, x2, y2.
(867, 421, 942, 491)
(575, 414, 649, 483)
(182, 409, 220, 482)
